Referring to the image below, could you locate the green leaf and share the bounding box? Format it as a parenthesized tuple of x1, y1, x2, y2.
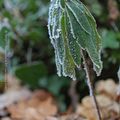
(101, 29, 119, 49)
(15, 62, 47, 88)
(48, 0, 102, 80)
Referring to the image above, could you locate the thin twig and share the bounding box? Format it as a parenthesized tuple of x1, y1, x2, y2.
(81, 49, 102, 120)
(4, 30, 9, 91)
(111, 21, 120, 117)
(117, 67, 120, 117)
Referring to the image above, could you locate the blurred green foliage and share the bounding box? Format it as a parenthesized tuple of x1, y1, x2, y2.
(15, 62, 47, 88)
(0, 0, 120, 111)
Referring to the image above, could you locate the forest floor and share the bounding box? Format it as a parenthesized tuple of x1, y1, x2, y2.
(0, 75, 120, 120)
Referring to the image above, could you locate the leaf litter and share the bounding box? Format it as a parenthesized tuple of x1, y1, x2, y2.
(0, 75, 120, 120)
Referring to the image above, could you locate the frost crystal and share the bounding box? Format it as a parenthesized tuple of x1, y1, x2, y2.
(48, 0, 102, 80)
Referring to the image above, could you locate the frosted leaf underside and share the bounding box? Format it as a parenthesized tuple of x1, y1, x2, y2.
(48, 0, 102, 80)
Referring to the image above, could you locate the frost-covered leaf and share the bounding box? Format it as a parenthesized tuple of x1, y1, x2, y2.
(48, 0, 102, 80)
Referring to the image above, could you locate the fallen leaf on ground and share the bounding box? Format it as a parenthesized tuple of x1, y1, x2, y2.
(95, 79, 118, 99)
(76, 79, 120, 120)
(7, 90, 58, 120)
(0, 88, 31, 110)
(1, 117, 12, 120)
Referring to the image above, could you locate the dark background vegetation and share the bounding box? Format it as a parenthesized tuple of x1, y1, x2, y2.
(0, 0, 120, 111)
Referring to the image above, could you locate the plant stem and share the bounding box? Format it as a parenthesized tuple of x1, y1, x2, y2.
(69, 80, 78, 111)
(4, 31, 9, 91)
(81, 49, 102, 120)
